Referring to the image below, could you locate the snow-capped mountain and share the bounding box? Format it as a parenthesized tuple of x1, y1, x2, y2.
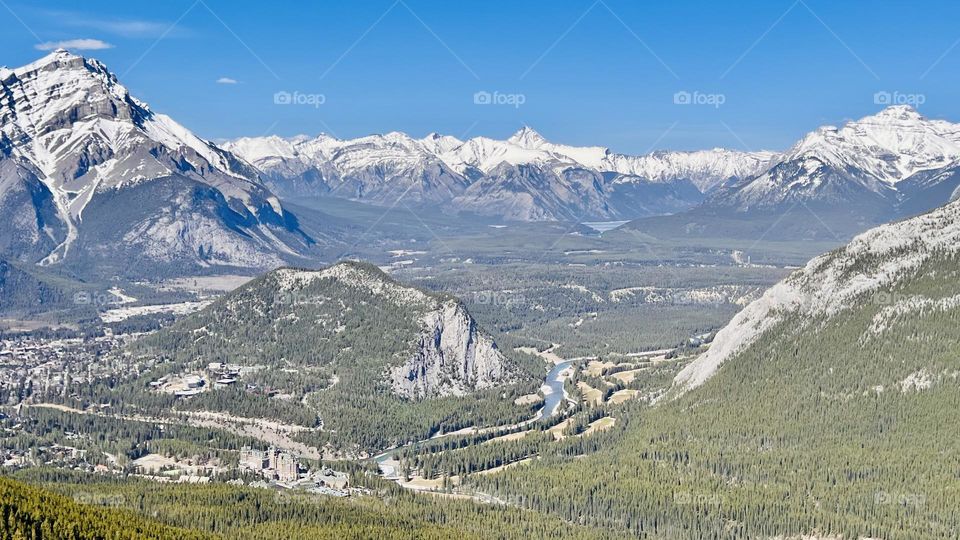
(708, 106, 960, 217)
(622, 106, 960, 243)
(224, 131, 470, 204)
(599, 148, 777, 193)
(226, 127, 773, 222)
(0, 50, 310, 274)
(451, 162, 611, 222)
(673, 192, 960, 394)
(483, 126, 777, 193)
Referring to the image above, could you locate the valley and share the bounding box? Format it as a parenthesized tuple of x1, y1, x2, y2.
(1, 35, 959, 540)
(0, 200, 752, 533)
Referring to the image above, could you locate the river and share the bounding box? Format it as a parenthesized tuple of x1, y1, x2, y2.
(535, 360, 574, 421)
(374, 358, 575, 477)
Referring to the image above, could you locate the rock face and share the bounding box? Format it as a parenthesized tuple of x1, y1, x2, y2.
(283, 262, 514, 400)
(0, 158, 65, 263)
(450, 163, 611, 222)
(391, 299, 509, 399)
(277, 262, 515, 400)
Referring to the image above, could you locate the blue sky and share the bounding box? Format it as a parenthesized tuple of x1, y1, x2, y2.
(3, 0, 960, 153)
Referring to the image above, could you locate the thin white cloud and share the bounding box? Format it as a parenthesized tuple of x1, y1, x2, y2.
(35, 39, 114, 51)
(87, 20, 172, 38)
(217, 77, 238, 84)
(41, 10, 185, 38)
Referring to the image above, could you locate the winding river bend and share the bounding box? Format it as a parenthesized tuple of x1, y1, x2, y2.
(374, 358, 575, 478)
(535, 360, 574, 422)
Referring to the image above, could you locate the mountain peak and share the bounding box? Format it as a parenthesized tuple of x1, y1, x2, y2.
(508, 126, 548, 147)
(47, 47, 74, 57)
(18, 48, 87, 73)
(0, 51, 307, 270)
(870, 104, 924, 121)
(37, 48, 77, 62)
(709, 105, 960, 217)
(418, 132, 463, 153)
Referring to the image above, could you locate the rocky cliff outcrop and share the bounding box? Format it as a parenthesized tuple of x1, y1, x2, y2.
(391, 299, 511, 399)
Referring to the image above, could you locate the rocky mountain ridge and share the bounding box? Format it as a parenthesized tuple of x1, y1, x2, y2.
(225, 127, 774, 222)
(674, 193, 960, 393)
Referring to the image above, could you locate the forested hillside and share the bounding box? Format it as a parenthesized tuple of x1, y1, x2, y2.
(0, 260, 67, 313)
(4, 469, 619, 540)
(79, 261, 538, 453)
(0, 475, 211, 539)
(470, 223, 960, 539)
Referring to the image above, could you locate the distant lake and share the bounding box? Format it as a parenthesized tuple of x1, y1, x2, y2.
(582, 221, 630, 233)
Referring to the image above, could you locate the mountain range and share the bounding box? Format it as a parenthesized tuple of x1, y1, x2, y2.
(6, 50, 960, 279)
(627, 106, 960, 241)
(224, 127, 775, 222)
(231, 104, 960, 237)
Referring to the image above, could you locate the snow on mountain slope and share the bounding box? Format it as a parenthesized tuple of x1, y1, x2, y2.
(673, 195, 960, 393)
(600, 148, 777, 192)
(0, 50, 308, 271)
(507, 126, 610, 168)
(420, 132, 465, 154)
(709, 106, 960, 213)
(0, 157, 67, 262)
(787, 106, 960, 185)
(224, 131, 469, 203)
(227, 126, 772, 221)
(497, 127, 776, 192)
(437, 127, 774, 191)
(451, 162, 612, 221)
(438, 132, 570, 175)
